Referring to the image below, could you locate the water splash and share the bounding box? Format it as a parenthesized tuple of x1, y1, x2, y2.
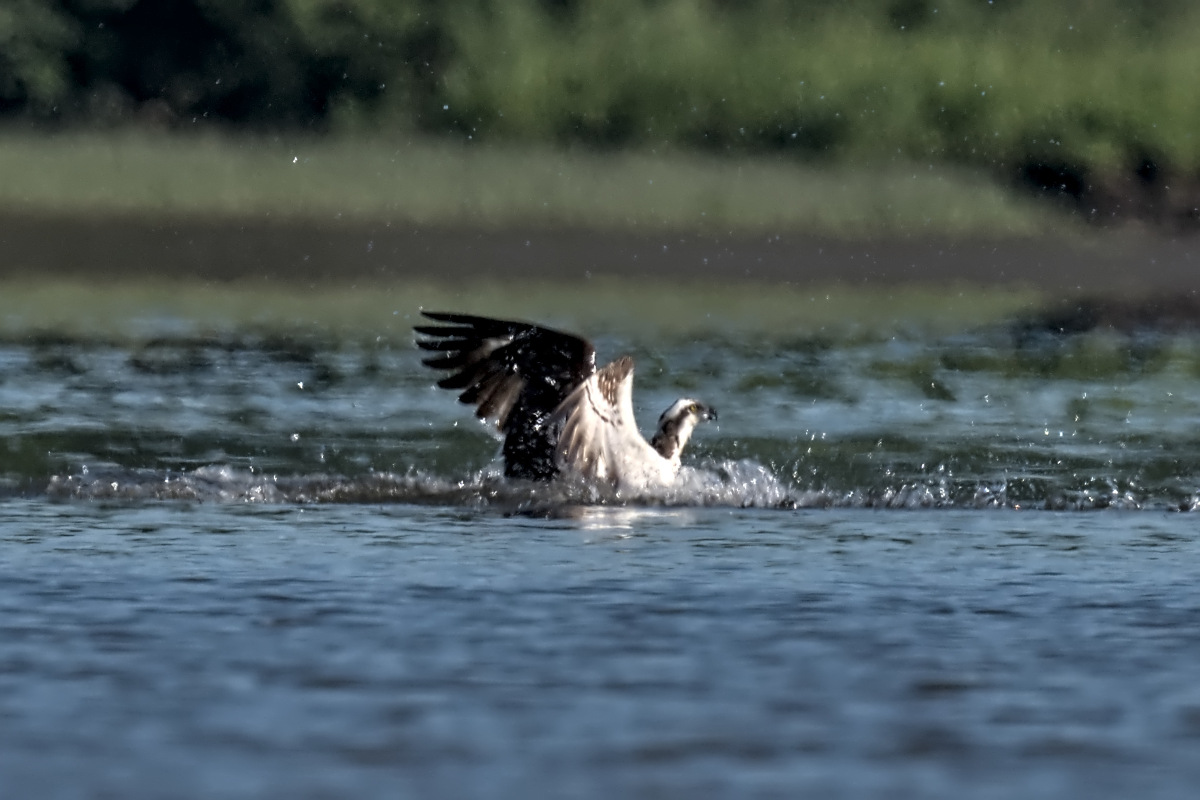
(46, 460, 801, 509)
(45, 460, 1192, 511)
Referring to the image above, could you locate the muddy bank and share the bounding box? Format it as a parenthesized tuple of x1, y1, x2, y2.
(2, 210, 1198, 294)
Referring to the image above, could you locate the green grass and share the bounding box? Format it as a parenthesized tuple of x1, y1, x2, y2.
(0, 129, 1053, 237)
(0, 276, 1042, 344)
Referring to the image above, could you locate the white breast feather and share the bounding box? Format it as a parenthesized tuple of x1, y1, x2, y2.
(551, 360, 675, 493)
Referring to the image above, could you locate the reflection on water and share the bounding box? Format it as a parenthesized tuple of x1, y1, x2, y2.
(4, 324, 1200, 509)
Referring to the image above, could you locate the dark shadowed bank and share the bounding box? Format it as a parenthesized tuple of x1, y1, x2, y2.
(4, 210, 1199, 296)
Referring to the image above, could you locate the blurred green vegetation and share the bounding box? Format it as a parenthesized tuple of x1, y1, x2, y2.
(0, 129, 1048, 234)
(0, 276, 1041, 343)
(3, 0, 1200, 202)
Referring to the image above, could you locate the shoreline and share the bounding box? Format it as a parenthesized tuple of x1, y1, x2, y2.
(3, 210, 1199, 294)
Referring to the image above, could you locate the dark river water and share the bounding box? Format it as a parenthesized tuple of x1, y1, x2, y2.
(3, 319, 1200, 798)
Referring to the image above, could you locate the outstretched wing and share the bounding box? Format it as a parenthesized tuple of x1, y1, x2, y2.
(414, 311, 596, 479)
(552, 355, 672, 490)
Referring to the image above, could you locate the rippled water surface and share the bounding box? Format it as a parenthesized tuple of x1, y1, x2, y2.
(3, 319, 1200, 798)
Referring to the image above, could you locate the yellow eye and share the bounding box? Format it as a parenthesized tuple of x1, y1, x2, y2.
(688, 403, 699, 414)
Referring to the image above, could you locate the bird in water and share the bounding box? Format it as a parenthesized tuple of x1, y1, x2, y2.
(414, 311, 717, 495)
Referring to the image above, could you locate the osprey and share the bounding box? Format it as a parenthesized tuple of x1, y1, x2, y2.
(414, 311, 717, 493)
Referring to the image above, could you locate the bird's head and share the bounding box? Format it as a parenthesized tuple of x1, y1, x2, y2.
(650, 398, 717, 462)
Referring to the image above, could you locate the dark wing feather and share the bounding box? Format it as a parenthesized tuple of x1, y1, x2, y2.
(414, 311, 597, 479)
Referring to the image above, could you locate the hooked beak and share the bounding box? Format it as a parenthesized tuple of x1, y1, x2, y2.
(699, 404, 717, 422)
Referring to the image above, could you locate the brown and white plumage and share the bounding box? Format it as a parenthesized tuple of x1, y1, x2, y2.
(414, 311, 716, 492)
